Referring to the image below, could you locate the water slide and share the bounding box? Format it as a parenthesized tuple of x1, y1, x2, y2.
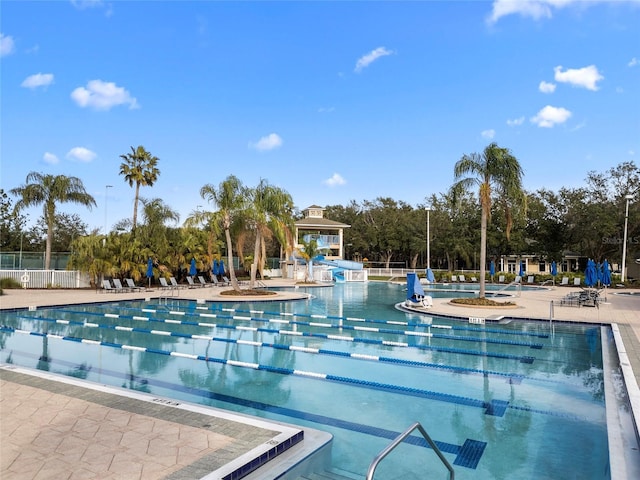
(314, 256, 363, 281)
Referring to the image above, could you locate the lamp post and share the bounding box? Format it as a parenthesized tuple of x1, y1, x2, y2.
(425, 207, 431, 269)
(621, 194, 633, 282)
(103, 185, 112, 246)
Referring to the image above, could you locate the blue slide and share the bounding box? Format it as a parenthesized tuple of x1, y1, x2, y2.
(314, 256, 363, 282)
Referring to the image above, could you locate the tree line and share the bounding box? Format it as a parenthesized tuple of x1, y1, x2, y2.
(2, 144, 638, 293)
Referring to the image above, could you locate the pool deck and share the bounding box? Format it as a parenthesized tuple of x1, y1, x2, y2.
(1, 279, 639, 479)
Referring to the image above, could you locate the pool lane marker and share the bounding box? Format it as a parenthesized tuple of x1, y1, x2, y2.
(62, 306, 545, 351)
(4, 352, 487, 470)
(36, 309, 537, 364)
(3, 325, 512, 418)
(15, 314, 530, 381)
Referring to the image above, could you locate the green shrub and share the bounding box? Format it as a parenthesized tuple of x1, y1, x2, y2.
(0, 277, 21, 289)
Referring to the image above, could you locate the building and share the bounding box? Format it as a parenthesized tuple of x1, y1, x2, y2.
(294, 205, 350, 260)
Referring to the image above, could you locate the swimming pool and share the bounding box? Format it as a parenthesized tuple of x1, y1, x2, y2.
(0, 282, 635, 479)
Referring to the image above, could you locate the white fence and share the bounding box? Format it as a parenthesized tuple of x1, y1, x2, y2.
(0, 270, 92, 289)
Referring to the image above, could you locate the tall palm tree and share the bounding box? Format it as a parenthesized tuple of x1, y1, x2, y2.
(200, 175, 247, 291)
(11, 172, 96, 269)
(452, 143, 525, 298)
(247, 179, 295, 287)
(119, 145, 160, 230)
(297, 238, 322, 283)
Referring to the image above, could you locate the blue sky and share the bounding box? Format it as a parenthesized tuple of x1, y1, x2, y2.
(2, 0, 639, 233)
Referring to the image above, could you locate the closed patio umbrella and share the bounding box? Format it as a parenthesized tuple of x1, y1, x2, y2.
(601, 259, 612, 302)
(518, 261, 525, 278)
(490, 260, 495, 282)
(426, 268, 435, 283)
(584, 259, 597, 288)
(146, 258, 153, 288)
(212, 259, 219, 277)
(190, 258, 197, 277)
(219, 260, 225, 277)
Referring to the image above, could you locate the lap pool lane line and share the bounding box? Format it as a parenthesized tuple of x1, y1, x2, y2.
(2, 347, 487, 470)
(49, 307, 540, 364)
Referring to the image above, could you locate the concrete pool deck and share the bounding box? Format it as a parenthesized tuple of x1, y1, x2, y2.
(1, 279, 639, 479)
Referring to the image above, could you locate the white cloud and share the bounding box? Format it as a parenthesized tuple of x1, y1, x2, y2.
(487, 0, 633, 24)
(530, 105, 572, 128)
(71, 0, 104, 9)
(249, 133, 283, 152)
(1, 33, 15, 57)
(481, 129, 496, 139)
(553, 65, 603, 91)
(71, 80, 139, 110)
(66, 147, 97, 162)
(354, 47, 394, 73)
(629, 57, 639, 67)
(323, 173, 346, 187)
(539, 81, 556, 93)
(43, 152, 59, 165)
(21, 73, 54, 89)
(318, 106, 335, 113)
(507, 116, 525, 126)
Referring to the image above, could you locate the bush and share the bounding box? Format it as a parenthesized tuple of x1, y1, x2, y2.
(0, 277, 21, 290)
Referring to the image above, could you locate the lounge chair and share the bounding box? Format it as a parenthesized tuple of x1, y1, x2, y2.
(498, 275, 505, 283)
(159, 277, 173, 290)
(170, 277, 186, 289)
(573, 277, 581, 286)
(458, 274, 466, 283)
(198, 276, 212, 287)
(102, 279, 116, 293)
(221, 276, 231, 286)
(450, 275, 458, 282)
(125, 278, 143, 292)
(560, 277, 569, 286)
(112, 278, 130, 292)
(514, 275, 522, 284)
(186, 276, 203, 288)
(527, 276, 535, 284)
(470, 276, 478, 282)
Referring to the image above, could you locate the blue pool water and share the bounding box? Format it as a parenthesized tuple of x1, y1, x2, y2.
(0, 282, 615, 479)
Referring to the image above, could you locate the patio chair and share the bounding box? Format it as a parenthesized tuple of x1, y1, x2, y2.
(186, 276, 203, 288)
(125, 278, 143, 292)
(458, 274, 466, 282)
(574, 277, 581, 286)
(221, 276, 231, 286)
(112, 278, 130, 292)
(159, 277, 173, 290)
(498, 275, 505, 283)
(527, 276, 535, 284)
(560, 277, 569, 286)
(514, 275, 522, 284)
(450, 275, 458, 282)
(198, 275, 212, 287)
(102, 279, 116, 293)
(470, 276, 478, 282)
(170, 277, 187, 289)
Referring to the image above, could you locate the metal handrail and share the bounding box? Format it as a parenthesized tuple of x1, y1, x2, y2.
(366, 422, 454, 480)
(489, 279, 522, 297)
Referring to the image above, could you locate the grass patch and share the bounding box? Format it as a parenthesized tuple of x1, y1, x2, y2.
(451, 297, 516, 307)
(220, 289, 277, 297)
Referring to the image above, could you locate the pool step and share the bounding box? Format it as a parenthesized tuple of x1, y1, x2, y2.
(298, 467, 363, 480)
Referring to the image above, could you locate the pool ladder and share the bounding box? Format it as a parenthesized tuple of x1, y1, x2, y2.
(366, 422, 455, 479)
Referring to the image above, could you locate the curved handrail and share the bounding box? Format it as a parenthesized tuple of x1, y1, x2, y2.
(366, 422, 455, 480)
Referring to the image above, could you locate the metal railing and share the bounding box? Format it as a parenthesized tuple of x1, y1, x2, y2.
(366, 422, 454, 480)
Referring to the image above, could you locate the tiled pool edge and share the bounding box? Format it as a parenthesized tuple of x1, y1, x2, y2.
(0, 364, 328, 480)
(611, 324, 640, 442)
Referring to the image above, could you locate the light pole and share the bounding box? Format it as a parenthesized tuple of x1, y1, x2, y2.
(104, 185, 113, 246)
(425, 207, 431, 269)
(621, 194, 633, 282)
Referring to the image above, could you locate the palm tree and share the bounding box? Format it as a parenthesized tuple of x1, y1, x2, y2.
(247, 179, 295, 287)
(297, 238, 322, 283)
(200, 175, 247, 291)
(452, 143, 525, 298)
(119, 145, 160, 230)
(11, 172, 96, 270)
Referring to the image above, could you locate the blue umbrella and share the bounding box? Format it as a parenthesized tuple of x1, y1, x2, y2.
(518, 261, 525, 277)
(189, 258, 197, 277)
(219, 259, 225, 277)
(584, 259, 597, 287)
(146, 258, 153, 288)
(551, 260, 557, 277)
(212, 259, 219, 276)
(426, 268, 435, 283)
(490, 260, 495, 281)
(601, 259, 611, 286)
